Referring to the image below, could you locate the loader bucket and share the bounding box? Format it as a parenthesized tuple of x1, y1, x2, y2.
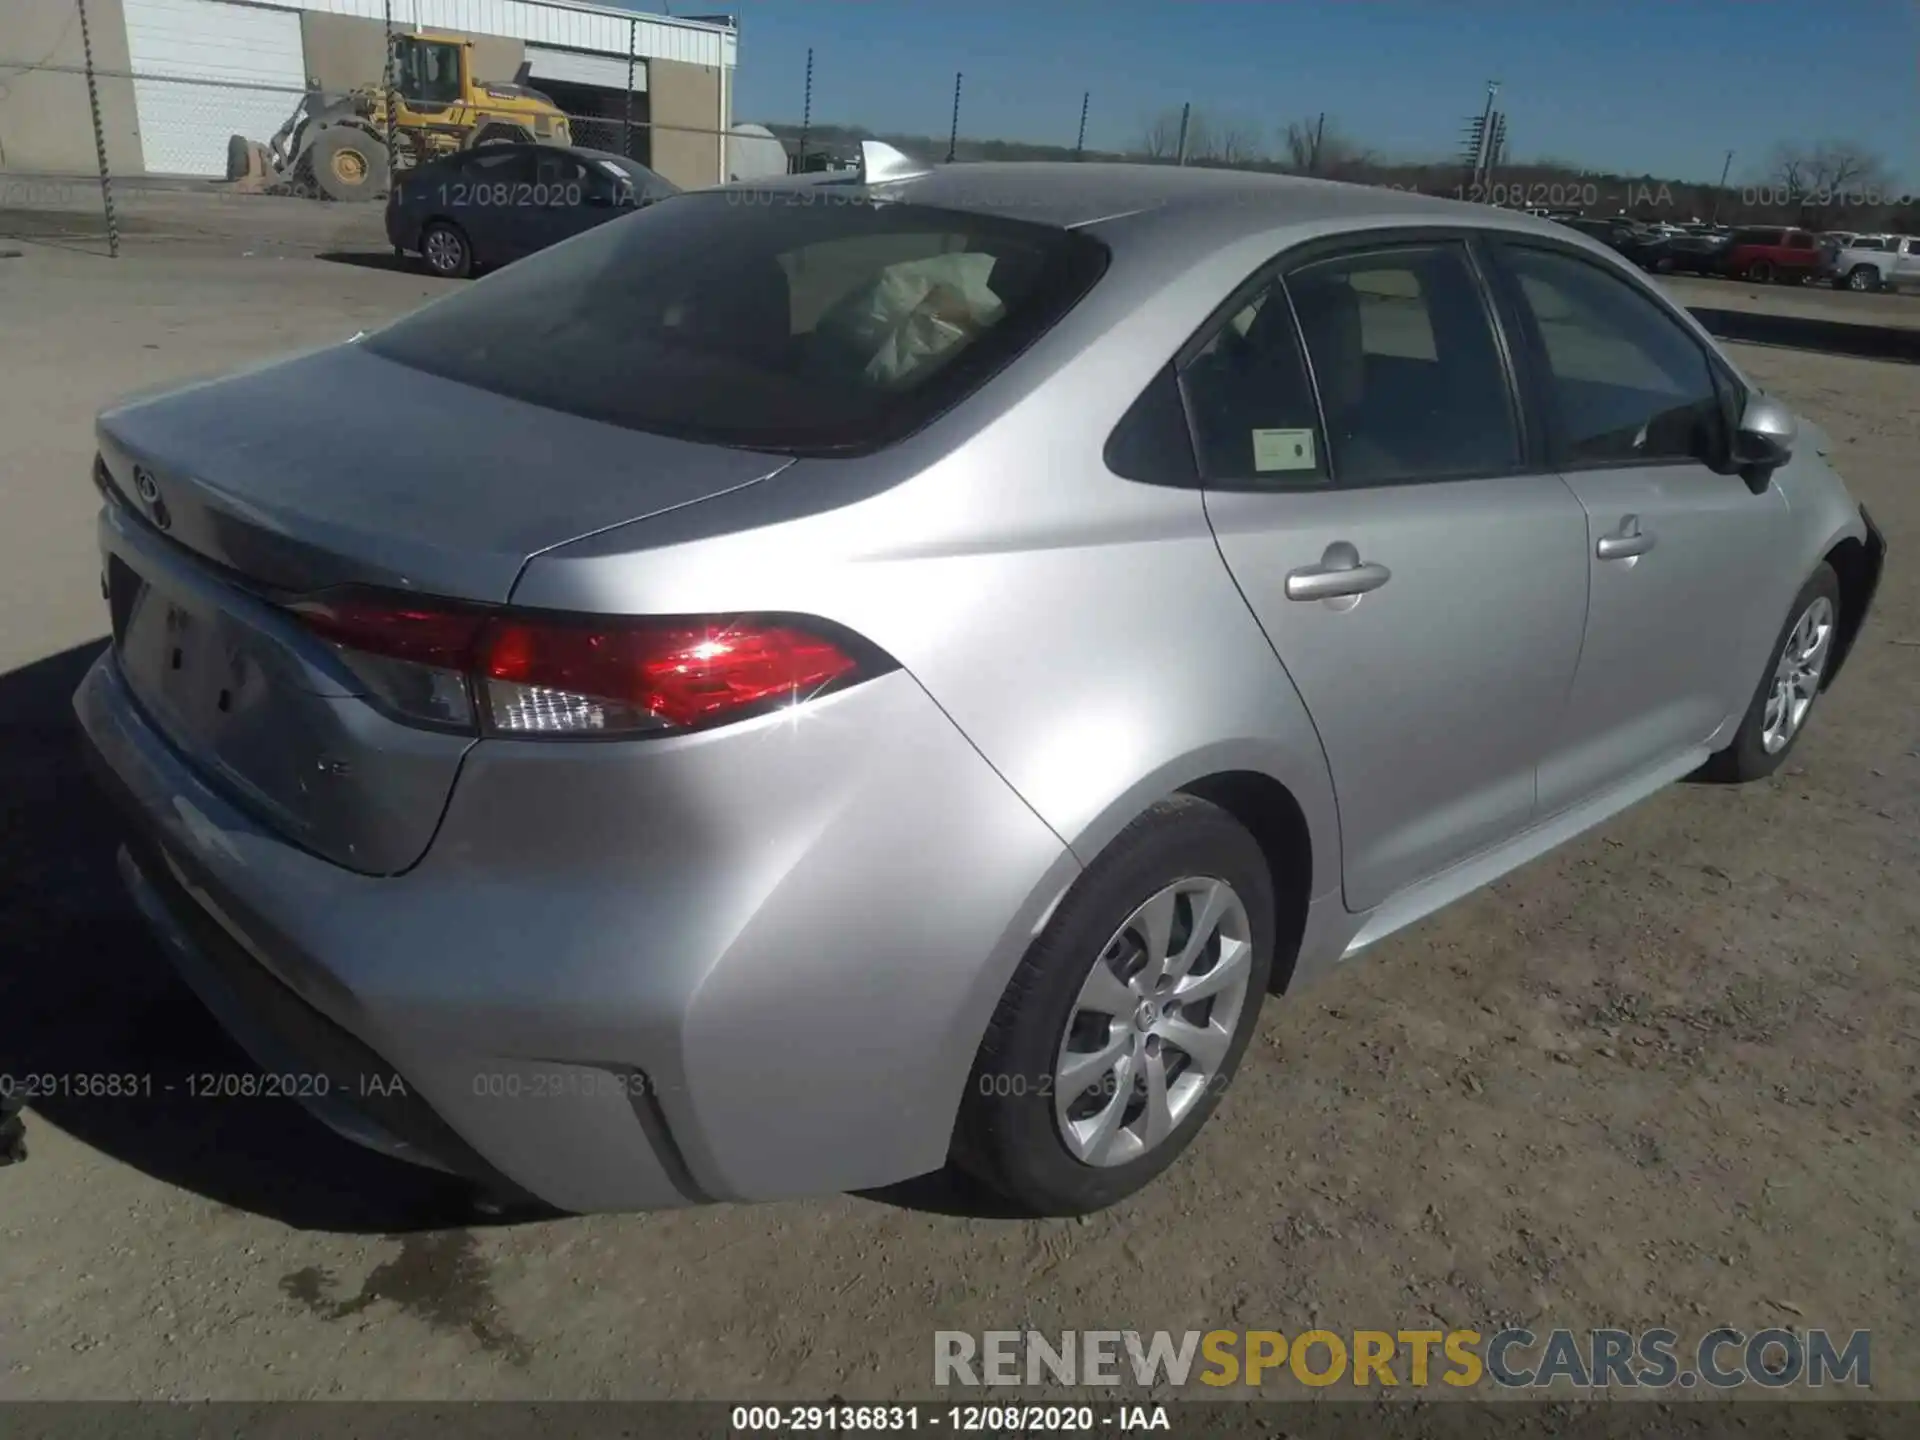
(223, 137, 280, 192)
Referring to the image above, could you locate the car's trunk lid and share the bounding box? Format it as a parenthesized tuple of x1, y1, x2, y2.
(96, 339, 792, 603)
(94, 340, 791, 874)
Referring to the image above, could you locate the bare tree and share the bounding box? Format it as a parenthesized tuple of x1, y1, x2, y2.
(1139, 109, 1183, 160)
(1766, 140, 1890, 217)
(1279, 115, 1373, 178)
(1194, 117, 1263, 167)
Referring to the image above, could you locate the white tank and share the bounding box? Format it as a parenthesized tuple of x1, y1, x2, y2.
(727, 122, 791, 182)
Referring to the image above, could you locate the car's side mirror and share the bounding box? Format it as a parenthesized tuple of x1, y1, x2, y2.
(1733, 393, 1795, 466)
(1728, 393, 1796, 491)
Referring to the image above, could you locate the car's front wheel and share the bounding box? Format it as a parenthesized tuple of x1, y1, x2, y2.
(1702, 563, 1841, 783)
(953, 796, 1275, 1216)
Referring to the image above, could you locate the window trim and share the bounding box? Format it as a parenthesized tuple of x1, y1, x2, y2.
(1168, 226, 1535, 493)
(1481, 234, 1747, 477)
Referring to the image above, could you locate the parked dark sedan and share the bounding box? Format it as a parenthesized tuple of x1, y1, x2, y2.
(386, 144, 680, 278)
(1559, 216, 1674, 273)
(1663, 224, 1737, 276)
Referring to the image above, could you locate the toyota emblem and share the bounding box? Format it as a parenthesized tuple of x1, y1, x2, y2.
(133, 466, 160, 503)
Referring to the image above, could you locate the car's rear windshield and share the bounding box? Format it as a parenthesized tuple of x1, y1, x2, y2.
(364, 190, 1110, 454)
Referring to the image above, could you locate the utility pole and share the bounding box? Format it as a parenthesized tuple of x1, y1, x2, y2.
(946, 71, 962, 163)
(624, 18, 637, 158)
(1485, 110, 1508, 189)
(1709, 148, 1734, 224)
(1311, 111, 1325, 174)
(1175, 101, 1191, 165)
(75, 0, 119, 257)
(382, 0, 397, 182)
(1472, 80, 1499, 190)
(796, 47, 812, 172)
(1075, 90, 1089, 160)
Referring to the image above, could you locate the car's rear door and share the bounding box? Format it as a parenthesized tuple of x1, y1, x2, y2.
(1483, 238, 1795, 815)
(1195, 234, 1590, 913)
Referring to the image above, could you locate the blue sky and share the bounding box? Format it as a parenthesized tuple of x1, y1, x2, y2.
(649, 0, 1916, 185)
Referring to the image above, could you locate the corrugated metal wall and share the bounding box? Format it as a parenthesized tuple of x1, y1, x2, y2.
(287, 0, 733, 67)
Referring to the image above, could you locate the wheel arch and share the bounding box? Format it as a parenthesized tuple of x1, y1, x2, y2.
(1822, 528, 1884, 689)
(1177, 770, 1315, 993)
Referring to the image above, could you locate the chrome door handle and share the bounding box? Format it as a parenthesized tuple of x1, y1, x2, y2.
(1285, 541, 1392, 602)
(1596, 515, 1656, 561)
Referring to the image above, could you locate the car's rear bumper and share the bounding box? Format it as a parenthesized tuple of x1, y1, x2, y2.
(75, 649, 1076, 1212)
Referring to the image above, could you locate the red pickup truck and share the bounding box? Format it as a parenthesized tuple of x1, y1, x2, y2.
(1720, 226, 1821, 284)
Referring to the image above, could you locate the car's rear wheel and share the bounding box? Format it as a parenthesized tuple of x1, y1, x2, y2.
(1746, 259, 1775, 284)
(953, 796, 1275, 1216)
(421, 219, 473, 278)
(1846, 266, 1880, 292)
(1701, 564, 1841, 783)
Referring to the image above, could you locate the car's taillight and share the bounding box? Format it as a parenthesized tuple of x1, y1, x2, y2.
(288, 592, 884, 738)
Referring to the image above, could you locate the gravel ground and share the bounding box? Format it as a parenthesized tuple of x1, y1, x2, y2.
(0, 239, 1914, 1403)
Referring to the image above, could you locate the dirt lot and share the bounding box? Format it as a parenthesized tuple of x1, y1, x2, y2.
(0, 234, 1916, 1404)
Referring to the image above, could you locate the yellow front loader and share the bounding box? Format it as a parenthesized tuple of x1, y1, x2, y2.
(228, 32, 573, 200)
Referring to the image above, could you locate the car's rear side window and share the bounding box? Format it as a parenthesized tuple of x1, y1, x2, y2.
(364, 191, 1109, 454)
(1179, 279, 1330, 486)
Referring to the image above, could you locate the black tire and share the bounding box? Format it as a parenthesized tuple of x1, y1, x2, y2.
(420, 219, 473, 278)
(1701, 563, 1842, 784)
(952, 795, 1276, 1216)
(225, 134, 252, 181)
(1746, 259, 1775, 284)
(310, 126, 390, 202)
(1846, 266, 1880, 292)
(470, 125, 530, 148)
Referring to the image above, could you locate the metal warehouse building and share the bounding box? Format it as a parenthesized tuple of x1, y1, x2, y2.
(1, 0, 739, 190)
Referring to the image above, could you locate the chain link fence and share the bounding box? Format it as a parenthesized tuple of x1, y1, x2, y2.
(1, 0, 757, 256)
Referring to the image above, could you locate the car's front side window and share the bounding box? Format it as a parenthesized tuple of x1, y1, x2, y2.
(1282, 243, 1519, 486)
(1499, 244, 1726, 469)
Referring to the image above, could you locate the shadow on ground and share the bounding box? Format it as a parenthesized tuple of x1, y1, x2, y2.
(317, 249, 426, 275)
(1688, 304, 1920, 363)
(0, 641, 516, 1233)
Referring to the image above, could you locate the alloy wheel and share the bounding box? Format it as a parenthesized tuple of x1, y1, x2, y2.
(1761, 595, 1834, 754)
(425, 228, 465, 275)
(1053, 878, 1253, 1167)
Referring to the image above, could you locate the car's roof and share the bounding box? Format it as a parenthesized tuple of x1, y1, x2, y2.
(719, 160, 1579, 252)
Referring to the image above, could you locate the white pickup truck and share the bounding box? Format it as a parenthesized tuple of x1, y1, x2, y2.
(1821, 234, 1920, 291)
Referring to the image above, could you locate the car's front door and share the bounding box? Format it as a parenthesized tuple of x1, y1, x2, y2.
(1486, 240, 1795, 814)
(452, 145, 537, 265)
(1193, 237, 1591, 913)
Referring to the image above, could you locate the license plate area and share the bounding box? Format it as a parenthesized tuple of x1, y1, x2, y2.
(115, 563, 277, 751)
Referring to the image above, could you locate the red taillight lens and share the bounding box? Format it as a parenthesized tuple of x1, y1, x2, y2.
(480, 619, 861, 733)
(289, 594, 487, 730)
(289, 592, 877, 738)
(292, 595, 487, 669)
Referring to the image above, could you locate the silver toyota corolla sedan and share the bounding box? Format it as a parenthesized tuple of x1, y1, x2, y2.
(76, 151, 1885, 1217)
